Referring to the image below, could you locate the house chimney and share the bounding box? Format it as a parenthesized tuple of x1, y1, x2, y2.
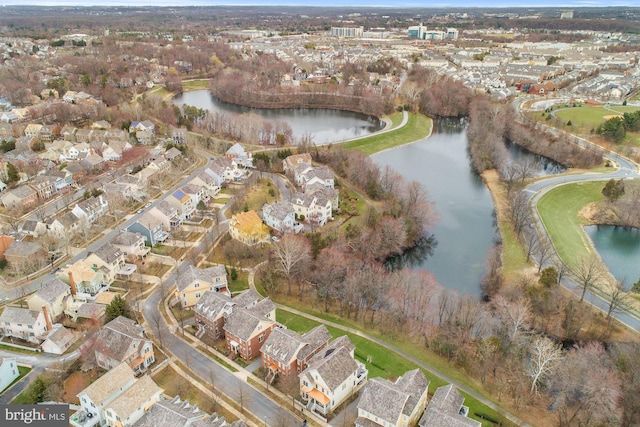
(68, 271, 77, 297)
(42, 306, 52, 331)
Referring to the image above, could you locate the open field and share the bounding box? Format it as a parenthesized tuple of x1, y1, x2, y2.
(537, 181, 604, 269)
(553, 105, 640, 132)
(341, 113, 432, 156)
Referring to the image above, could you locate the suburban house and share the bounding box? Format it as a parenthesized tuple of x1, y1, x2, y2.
(84, 242, 126, 286)
(24, 123, 43, 139)
(292, 162, 314, 186)
(47, 211, 81, 239)
(223, 297, 277, 361)
(166, 189, 195, 221)
(103, 374, 162, 427)
(181, 183, 208, 207)
(356, 369, 430, 427)
(299, 335, 368, 417)
(209, 158, 243, 183)
(4, 241, 46, 273)
(229, 210, 269, 246)
(0, 357, 19, 392)
(149, 201, 182, 229)
(193, 291, 235, 341)
(0, 307, 48, 344)
(1, 185, 38, 210)
(72, 195, 109, 225)
(174, 264, 229, 309)
(133, 396, 248, 427)
(75, 363, 137, 427)
(291, 192, 333, 226)
(110, 231, 150, 261)
(225, 143, 253, 167)
(261, 325, 331, 382)
(418, 384, 481, 427)
(41, 325, 78, 355)
(164, 147, 182, 161)
(172, 127, 188, 144)
(94, 316, 155, 375)
(193, 289, 276, 354)
(261, 201, 302, 234)
(130, 120, 155, 133)
(282, 153, 312, 174)
(26, 276, 72, 320)
(59, 260, 105, 295)
(126, 213, 169, 247)
(28, 175, 56, 200)
(189, 172, 221, 200)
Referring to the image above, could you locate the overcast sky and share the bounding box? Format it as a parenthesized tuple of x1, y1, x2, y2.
(0, 1, 635, 7)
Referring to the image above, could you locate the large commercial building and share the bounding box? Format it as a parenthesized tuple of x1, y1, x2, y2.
(331, 26, 364, 38)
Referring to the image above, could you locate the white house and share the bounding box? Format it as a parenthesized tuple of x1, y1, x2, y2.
(299, 336, 367, 416)
(262, 201, 301, 234)
(0, 357, 19, 392)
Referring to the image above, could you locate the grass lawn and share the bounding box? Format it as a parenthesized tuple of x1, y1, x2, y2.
(240, 178, 279, 213)
(553, 106, 640, 133)
(229, 270, 249, 293)
(340, 113, 432, 156)
(537, 181, 605, 269)
(388, 111, 404, 128)
(276, 308, 514, 427)
(182, 79, 210, 91)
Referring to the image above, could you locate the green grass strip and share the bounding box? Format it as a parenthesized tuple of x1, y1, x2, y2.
(537, 181, 604, 269)
(341, 113, 432, 156)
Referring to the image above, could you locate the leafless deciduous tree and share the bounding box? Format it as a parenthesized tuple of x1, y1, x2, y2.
(526, 335, 563, 394)
(606, 280, 632, 329)
(492, 295, 531, 344)
(575, 256, 606, 302)
(270, 234, 311, 296)
(549, 342, 621, 426)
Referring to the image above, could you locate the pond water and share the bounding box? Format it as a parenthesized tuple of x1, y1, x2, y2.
(374, 120, 497, 295)
(173, 89, 383, 145)
(584, 225, 640, 285)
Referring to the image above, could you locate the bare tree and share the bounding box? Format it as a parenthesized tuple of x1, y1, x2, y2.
(606, 280, 632, 329)
(526, 335, 563, 394)
(270, 234, 311, 296)
(148, 308, 164, 346)
(492, 295, 531, 343)
(509, 191, 530, 236)
(550, 342, 621, 426)
(575, 256, 606, 303)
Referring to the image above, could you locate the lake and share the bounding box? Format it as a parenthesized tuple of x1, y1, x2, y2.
(585, 225, 640, 286)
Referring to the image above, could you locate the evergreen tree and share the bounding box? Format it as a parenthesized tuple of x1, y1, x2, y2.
(6, 162, 18, 183)
(105, 294, 132, 322)
(602, 178, 625, 203)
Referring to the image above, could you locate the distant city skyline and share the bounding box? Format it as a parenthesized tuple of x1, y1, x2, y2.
(0, 1, 636, 7)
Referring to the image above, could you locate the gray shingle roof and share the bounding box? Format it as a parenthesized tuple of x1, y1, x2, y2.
(94, 316, 148, 363)
(91, 242, 122, 265)
(0, 306, 41, 325)
(175, 265, 227, 293)
(302, 336, 358, 392)
(261, 324, 330, 366)
(223, 307, 263, 341)
(106, 375, 162, 420)
(132, 396, 204, 427)
(357, 369, 429, 424)
(418, 385, 481, 427)
(79, 362, 135, 406)
(111, 231, 144, 247)
(5, 241, 44, 258)
(33, 277, 70, 304)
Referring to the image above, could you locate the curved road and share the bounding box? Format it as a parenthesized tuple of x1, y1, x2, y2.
(516, 97, 640, 332)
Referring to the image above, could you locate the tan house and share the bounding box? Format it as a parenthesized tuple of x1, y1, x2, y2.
(0, 307, 48, 344)
(84, 242, 126, 286)
(104, 375, 163, 427)
(4, 241, 46, 273)
(174, 264, 229, 308)
(110, 231, 150, 261)
(75, 363, 136, 427)
(26, 277, 72, 320)
(93, 316, 155, 375)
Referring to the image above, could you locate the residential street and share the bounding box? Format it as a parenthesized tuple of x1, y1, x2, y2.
(142, 285, 301, 427)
